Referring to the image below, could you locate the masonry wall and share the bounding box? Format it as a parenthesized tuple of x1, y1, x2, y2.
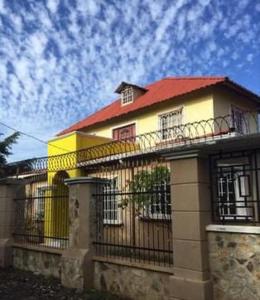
(94, 260, 172, 300)
(13, 247, 62, 279)
(208, 230, 260, 300)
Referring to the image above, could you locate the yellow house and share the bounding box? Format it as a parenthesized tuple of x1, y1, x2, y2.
(56, 76, 259, 141)
(45, 76, 260, 247)
(48, 76, 260, 160)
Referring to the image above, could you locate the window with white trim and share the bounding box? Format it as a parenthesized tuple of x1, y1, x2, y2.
(103, 177, 121, 224)
(217, 162, 252, 220)
(159, 108, 183, 140)
(145, 180, 171, 219)
(121, 87, 134, 105)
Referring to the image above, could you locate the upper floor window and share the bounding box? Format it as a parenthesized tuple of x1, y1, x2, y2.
(115, 82, 147, 106)
(121, 87, 134, 105)
(159, 108, 183, 140)
(112, 123, 136, 141)
(231, 105, 249, 134)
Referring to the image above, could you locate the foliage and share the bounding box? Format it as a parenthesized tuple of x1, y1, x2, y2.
(122, 166, 170, 213)
(0, 132, 20, 177)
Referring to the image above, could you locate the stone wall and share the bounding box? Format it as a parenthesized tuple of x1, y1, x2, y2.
(208, 231, 260, 300)
(13, 247, 62, 279)
(94, 260, 172, 300)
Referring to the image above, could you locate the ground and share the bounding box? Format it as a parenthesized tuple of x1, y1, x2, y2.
(0, 267, 122, 300)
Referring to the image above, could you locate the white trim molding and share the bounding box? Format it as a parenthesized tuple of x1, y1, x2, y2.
(206, 224, 260, 234)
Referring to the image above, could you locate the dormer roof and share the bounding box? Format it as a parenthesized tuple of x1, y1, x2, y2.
(115, 81, 148, 94)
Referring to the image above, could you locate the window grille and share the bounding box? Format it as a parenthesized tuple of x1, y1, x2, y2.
(159, 108, 183, 140)
(103, 177, 121, 224)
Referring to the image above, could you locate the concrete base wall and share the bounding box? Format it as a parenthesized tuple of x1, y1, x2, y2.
(13, 247, 62, 279)
(94, 260, 172, 300)
(208, 231, 260, 300)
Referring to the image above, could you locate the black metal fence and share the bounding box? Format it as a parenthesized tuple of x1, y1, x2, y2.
(90, 155, 173, 267)
(13, 171, 69, 249)
(5, 112, 259, 254)
(210, 149, 260, 224)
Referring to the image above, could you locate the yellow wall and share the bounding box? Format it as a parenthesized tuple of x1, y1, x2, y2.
(74, 88, 258, 141)
(45, 132, 113, 243)
(213, 88, 258, 117)
(84, 93, 214, 138)
(213, 88, 259, 133)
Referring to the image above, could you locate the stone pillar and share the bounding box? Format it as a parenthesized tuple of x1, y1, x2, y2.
(61, 177, 106, 290)
(168, 151, 213, 300)
(0, 179, 24, 267)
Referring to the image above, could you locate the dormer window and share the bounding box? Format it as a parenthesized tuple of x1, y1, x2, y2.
(115, 81, 148, 106)
(121, 86, 134, 105)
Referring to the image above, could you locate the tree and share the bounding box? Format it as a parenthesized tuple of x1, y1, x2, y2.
(122, 166, 170, 216)
(0, 132, 20, 168)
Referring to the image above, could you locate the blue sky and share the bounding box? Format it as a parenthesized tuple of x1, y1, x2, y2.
(0, 0, 260, 161)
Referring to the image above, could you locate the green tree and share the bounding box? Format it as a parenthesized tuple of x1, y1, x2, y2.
(0, 132, 20, 167)
(123, 166, 170, 215)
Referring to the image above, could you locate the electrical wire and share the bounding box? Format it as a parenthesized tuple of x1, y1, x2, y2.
(0, 120, 71, 153)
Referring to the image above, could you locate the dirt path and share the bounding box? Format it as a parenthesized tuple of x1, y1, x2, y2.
(0, 267, 121, 300)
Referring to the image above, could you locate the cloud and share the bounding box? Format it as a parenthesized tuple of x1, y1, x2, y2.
(47, 0, 60, 14)
(0, 0, 259, 161)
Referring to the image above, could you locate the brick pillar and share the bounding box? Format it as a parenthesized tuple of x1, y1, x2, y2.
(61, 177, 106, 290)
(0, 179, 25, 267)
(168, 151, 213, 300)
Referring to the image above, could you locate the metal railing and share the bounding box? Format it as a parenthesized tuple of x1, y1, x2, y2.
(92, 157, 173, 267)
(5, 111, 259, 252)
(13, 172, 69, 249)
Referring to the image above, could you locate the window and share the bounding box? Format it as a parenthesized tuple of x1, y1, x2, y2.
(112, 123, 136, 141)
(103, 177, 121, 224)
(34, 186, 46, 221)
(217, 161, 252, 220)
(159, 108, 183, 140)
(130, 167, 171, 220)
(146, 180, 171, 219)
(231, 106, 249, 134)
(121, 87, 134, 105)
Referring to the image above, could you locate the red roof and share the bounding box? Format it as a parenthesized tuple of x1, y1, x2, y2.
(58, 76, 258, 136)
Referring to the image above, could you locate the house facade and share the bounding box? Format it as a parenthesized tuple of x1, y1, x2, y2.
(5, 76, 260, 300)
(52, 76, 259, 150)
(44, 76, 260, 253)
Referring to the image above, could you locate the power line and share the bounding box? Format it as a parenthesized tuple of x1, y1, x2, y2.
(0, 120, 71, 153)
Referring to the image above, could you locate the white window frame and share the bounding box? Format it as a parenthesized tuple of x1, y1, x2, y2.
(121, 87, 134, 105)
(103, 177, 122, 224)
(159, 108, 183, 140)
(144, 180, 171, 220)
(217, 163, 252, 220)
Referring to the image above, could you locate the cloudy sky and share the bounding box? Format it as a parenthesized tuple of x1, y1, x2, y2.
(0, 0, 260, 161)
